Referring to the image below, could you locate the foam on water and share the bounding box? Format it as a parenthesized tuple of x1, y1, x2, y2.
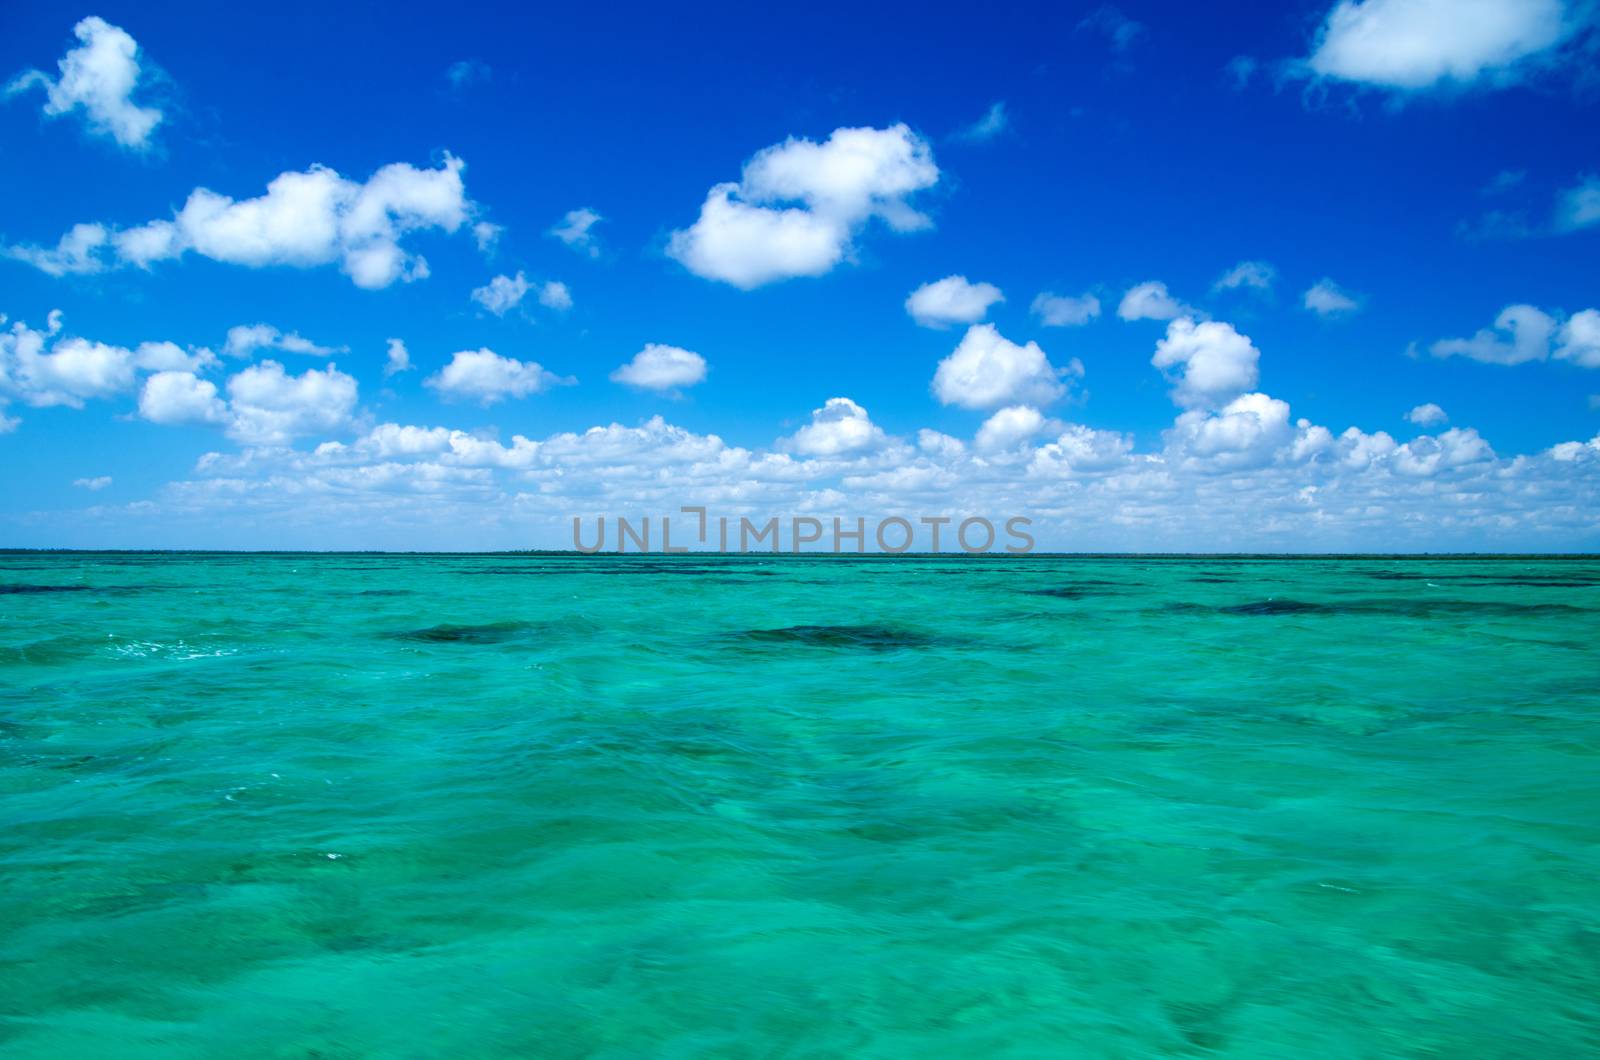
(1, 552, 1598, 1057)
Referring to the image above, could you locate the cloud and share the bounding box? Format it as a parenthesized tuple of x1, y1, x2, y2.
(445, 59, 490, 91)
(538, 281, 572, 311)
(1030, 424, 1134, 474)
(73, 476, 111, 490)
(906, 275, 1004, 327)
(1303, 278, 1361, 317)
(1226, 56, 1260, 89)
(1406, 402, 1449, 426)
(1303, 0, 1580, 92)
(471, 272, 531, 315)
(1426, 303, 1599, 365)
(932, 324, 1079, 410)
(782, 397, 889, 456)
(1078, 6, 1145, 52)
(1118, 281, 1194, 322)
(1555, 175, 1600, 232)
(667, 124, 939, 288)
(223, 361, 358, 445)
(425, 348, 573, 405)
(7, 156, 473, 289)
(550, 208, 602, 257)
(1214, 260, 1277, 292)
(383, 338, 411, 377)
(1031, 291, 1101, 327)
(954, 102, 1008, 142)
(3, 223, 110, 276)
(0, 312, 213, 422)
(138, 370, 227, 427)
(223, 323, 343, 359)
(611, 344, 708, 392)
(1151, 317, 1261, 409)
(1166, 392, 1299, 472)
(975, 405, 1054, 452)
(6, 16, 162, 149)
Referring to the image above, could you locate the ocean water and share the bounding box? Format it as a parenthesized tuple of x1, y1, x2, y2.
(2, 552, 1598, 1058)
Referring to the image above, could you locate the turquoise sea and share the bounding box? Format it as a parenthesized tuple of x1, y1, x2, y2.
(2, 552, 1598, 1057)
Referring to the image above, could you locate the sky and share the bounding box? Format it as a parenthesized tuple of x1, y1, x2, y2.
(1, 0, 1599, 551)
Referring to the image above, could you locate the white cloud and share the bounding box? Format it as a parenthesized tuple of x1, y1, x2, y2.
(538, 281, 573, 311)
(138, 370, 227, 427)
(224, 323, 342, 359)
(1555, 176, 1600, 233)
(425, 348, 573, 405)
(1165, 392, 1299, 472)
(9, 156, 472, 289)
(782, 397, 889, 457)
(1214, 260, 1276, 292)
(1031, 291, 1101, 327)
(1030, 424, 1134, 474)
(1151, 317, 1261, 409)
(446, 59, 490, 91)
(1304, 278, 1361, 317)
(905, 275, 1004, 327)
(472, 221, 502, 252)
(954, 102, 1008, 142)
(1430, 304, 1559, 364)
(471, 272, 531, 315)
(223, 361, 358, 445)
(384, 338, 412, 377)
(932, 324, 1078, 410)
(667, 124, 939, 288)
(1078, 6, 1145, 52)
(550, 208, 602, 257)
(1556, 308, 1600, 368)
(611, 344, 707, 391)
(975, 405, 1052, 451)
(6, 16, 162, 149)
(3, 223, 109, 276)
(1406, 402, 1448, 426)
(1118, 281, 1193, 321)
(1304, 0, 1576, 91)
(1391, 427, 1494, 476)
(73, 475, 112, 490)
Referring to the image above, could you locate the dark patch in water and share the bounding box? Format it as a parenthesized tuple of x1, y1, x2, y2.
(734, 625, 937, 651)
(1221, 600, 1333, 616)
(386, 621, 534, 644)
(0, 583, 97, 594)
(350, 589, 413, 596)
(1190, 576, 1238, 583)
(1025, 586, 1120, 599)
(1176, 598, 1589, 618)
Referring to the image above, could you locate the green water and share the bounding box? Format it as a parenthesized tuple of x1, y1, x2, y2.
(2, 553, 1598, 1057)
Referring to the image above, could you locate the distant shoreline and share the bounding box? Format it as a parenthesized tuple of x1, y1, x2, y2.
(4, 550, 1598, 560)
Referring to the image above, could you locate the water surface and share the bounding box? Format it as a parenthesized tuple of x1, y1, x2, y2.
(2, 553, 1598, 1057)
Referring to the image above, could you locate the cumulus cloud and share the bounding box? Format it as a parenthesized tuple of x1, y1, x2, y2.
(6, 16, 163, 149)
(425, 348, 573, 405)
(932, 324, 1079, 410)
(1078, 6, 1145, 52)
(0, 312, 214, 425)
(1214, 260, 1276, 292)
(138, 370, 227, 427)
(1031, 291, 1101, 327)
(975, 405, 1054, 452)
(538, 281, 572, 311)
(954, 102, 1008, 142)
(6, 156, 472, 289)
(1302, 0, 1581, 92)
(471, 272, 531, 315)
(224, 323, 342, 359)
(667, 124, 939, 288)
(1407, 402, 1448, 426)
(610, 344, 707, 392)
(136, 358, 358, 446)
(73, 475, 111, 490)
(906, 275, 1004, 327)
(1118, 281, 1194, 321)
(383, 338, 411, 377)
(1555, 175, 1600, 233)
(782, 397, 890, 457)
(1427, 304, 1600, 367)
(550, 208, 602, 257)
(1151, 317, 1261, 409)
(1304, 278, 1361, 317)
(1030, 424, 1134, 474)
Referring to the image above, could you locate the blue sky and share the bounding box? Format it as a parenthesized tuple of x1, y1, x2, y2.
(2, 0, 1599, 550)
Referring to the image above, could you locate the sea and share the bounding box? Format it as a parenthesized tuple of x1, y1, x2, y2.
(2, 552, 1597, 1057)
